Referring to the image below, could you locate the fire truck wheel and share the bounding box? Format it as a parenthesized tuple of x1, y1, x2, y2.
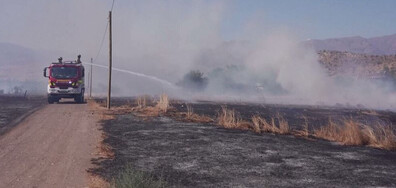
(48, 97, 54, 104)
(80, 89, 85, 103)
(75, 94, 83, 103)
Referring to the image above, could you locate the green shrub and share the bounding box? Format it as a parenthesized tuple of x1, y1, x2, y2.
(112, 165, 166, 188)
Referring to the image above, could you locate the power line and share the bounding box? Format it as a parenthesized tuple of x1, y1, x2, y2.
(111, 0, 115, 11)
(94, 22, 108, 61)
(93, 0, 115, 62)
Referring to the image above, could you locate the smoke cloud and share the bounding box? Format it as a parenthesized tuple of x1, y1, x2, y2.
(0, 1, 394, 110)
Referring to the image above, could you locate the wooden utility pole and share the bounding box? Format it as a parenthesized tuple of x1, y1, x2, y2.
(89, 57, 93, 98)
(107, 11, 112, 109)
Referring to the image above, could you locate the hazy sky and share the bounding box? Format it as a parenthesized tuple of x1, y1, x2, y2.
(224, 0, 396, 40)
(1, 0, 396, 49)
(1, 0, 395, 107)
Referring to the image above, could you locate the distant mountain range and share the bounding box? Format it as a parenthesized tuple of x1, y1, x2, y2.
(0, 43, 46, 82)
(0, 42, 37, 65)
(318, 51, 396, 79)
(305, 33, 396, 55)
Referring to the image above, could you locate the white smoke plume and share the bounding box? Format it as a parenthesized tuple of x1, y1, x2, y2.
(0, 1, 394, 109)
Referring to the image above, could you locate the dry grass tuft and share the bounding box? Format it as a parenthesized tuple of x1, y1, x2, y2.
(186, 114, 214, 123)
(341, 119, 369, 145)
(379, 125, 396, 150)
(314, 118, 368, 145)
(89, 174, 110, 188)
(180, 104, 214, 123)
(136, 96, 147, 108)
(186, 104, 194, 119)
(302, 116, 309, 137)
(277, 116, 290, 134)
(314, 118, 396, 150)
(251, 116, 262, 133)
(131, 94, 171, 117)
(100, 142, 115, 159)
(314, 118, 340, 142)
(135, 106, 161, 117)
(363, 124, 396, 150)
(156, 93, 170, 113)
(217, 106, 250, 130)
(251, 115, 290, 135)
(218, 106, 239, 129)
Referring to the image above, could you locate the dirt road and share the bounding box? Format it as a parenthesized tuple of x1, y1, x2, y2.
(0, 101, 100, 188)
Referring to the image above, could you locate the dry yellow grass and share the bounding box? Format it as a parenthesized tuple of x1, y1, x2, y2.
(89, 174, 110, 188)
(95, 96, 396, 151)
(342, 119, 369, 145)
(87, 101, 115, 188)
(251, 115, 290, 135)
(185, 113, 214, 123)
(218, 106, 239, 128)
(186, 104, 193, 119)
(130, 94, 171, 117)
(313, 118, 339, 142)
(301, 116, 309, 137)
(134, 106, 161, 117)
(362, 124, 396, 150)
(217, 106, 250, 130)
(251, 116, 262, 133)
(156, 93, 170, 113)
(278, 116, 290, 134)
(314, 118, 396, 150)
(180, 104, 214, 123)
(136, 96, 147, 108)
(314, 118, 369, 145)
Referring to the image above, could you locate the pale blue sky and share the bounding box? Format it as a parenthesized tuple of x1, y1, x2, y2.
(1, 0, 396, 51)
(222, 0, 396, 40)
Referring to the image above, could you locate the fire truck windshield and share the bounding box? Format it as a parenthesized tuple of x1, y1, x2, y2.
(51, 67, 78, 79)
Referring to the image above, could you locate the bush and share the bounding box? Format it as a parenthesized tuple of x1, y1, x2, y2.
(177, 70, 208, 91)
(112, 165, 166, 188)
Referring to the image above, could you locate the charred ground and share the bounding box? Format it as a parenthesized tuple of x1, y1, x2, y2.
(90, 98, 396, 187)
(0, 95, 45, 135)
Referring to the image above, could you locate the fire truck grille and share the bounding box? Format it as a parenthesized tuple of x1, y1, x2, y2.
(59, 86, 69, 89)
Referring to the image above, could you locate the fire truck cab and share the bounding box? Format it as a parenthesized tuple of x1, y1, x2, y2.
(43, 55, 85, 104)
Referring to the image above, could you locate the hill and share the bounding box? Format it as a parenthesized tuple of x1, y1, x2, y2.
(318, 50, 396, 79)
(306, 34, 396, 55)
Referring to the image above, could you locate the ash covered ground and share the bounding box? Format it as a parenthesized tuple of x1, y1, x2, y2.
(0, 95, 44, 135)
(90, 98, 396, 187)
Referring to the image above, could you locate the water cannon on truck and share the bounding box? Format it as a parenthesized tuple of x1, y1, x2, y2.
(43, 55, 85, 104)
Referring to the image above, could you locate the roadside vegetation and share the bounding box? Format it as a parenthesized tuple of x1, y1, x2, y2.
(90, 96, 396, 187)
(94, 95, 396, 152)
(220, 106, 395, 150)
(111, 165, 166, 188)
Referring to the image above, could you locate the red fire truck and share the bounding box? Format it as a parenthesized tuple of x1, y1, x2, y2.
(43, 55, 85, 104)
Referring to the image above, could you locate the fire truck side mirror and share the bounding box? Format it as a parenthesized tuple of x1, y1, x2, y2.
(43, 67, 49, 77)
(82, 68, 85, 77)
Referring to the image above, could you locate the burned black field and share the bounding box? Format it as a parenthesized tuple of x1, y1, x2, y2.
(172, 101, 396, 130)
(91, 98, 396, 187)
(0, 95, 44, 135)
